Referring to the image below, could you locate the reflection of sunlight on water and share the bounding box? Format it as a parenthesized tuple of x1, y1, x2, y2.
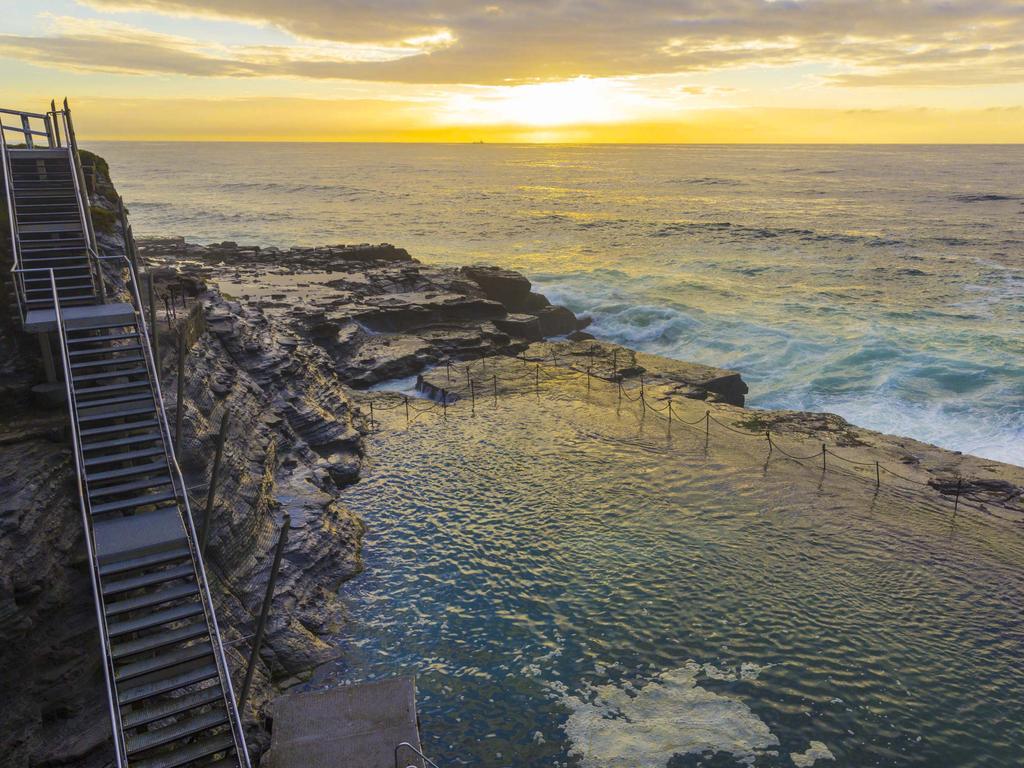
(322, 371, 1024, 767)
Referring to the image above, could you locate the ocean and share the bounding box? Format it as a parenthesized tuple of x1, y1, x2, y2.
(90, 142, 1024, 465)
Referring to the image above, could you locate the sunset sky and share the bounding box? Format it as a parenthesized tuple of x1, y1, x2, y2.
(1, 0, 1022, 142)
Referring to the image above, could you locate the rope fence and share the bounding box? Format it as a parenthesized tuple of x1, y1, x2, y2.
(358, 347, 1021, 521)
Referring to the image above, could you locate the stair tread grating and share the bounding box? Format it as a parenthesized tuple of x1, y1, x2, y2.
(88, 459, 168, 483)
(81, 431, 164, 452)
(99, 545, 192, 578)
(111, 622, 208, 662)
(108, 600, 205, 639)
(125, 707, 228, 756)
(90, 490, 177, 515)
(84, 446, 166, 467)
(130, 732, 234, 768)
(116, 640, 213, 684)
(118, 660, 219, 705)
(121, 685, 223, 730)
(104, 561, 197, 597)
(105, 581, 199, 617)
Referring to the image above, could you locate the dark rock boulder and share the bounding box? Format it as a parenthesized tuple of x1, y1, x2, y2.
(537, 305, 577, 337)
(461, 266, 532, 309)
(495, 313, 543, 341)
(355, 292, 506, 333)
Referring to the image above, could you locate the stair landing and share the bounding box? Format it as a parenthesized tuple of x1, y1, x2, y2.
(25, 301, 135, 333)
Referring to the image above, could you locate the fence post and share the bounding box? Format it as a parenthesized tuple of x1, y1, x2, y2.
(441, 389, 447, 418)
(953, 478, 962, 515)
(821, 444, 827, 472)
(667, 399, 673, 435)
(612, 349, 618, 377)
(493, 375, 498, 407)
(587, 363, 592, 392)
(639, 375, 645, 410)
(148, 272, 160, 374)
(404, 396, 410, 423)
(200, 411, 230, 558)
(705, 411, 710, 439)
(446, 360, 451, 382)
(875, 461, 880, 488)
(766, 430, 772, 455)
(535, 364, 540, 396)
(238, 513, 290, 714)
(470, 380, 476, 415)
(369, 401, 375, 430)
(174, 329, 186, 454)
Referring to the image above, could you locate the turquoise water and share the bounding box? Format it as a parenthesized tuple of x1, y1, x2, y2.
(91, 142, 1024, 464)
(313, 373, 1024, 767)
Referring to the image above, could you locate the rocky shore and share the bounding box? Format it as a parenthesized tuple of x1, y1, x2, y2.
(2, 160, 1022, 767)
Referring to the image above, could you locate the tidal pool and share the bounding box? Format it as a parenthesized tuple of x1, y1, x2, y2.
(317, 377, 1024, 767)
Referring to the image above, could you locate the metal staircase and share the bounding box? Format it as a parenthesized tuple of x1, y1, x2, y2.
(3, 103, 250, 768)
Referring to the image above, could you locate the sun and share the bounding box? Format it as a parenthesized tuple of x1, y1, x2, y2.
(442, 77, 656, 127)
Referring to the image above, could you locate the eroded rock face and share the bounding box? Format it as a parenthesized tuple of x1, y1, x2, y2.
(138, 239, 583, 387)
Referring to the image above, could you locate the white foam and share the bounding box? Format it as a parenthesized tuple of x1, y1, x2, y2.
(791, 741, 836, 766)
(557, 662, 779, 767)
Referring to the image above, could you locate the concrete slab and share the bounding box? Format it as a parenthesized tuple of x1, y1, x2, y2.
(24, 301, 135, 333)
(262, 677, 425, 768)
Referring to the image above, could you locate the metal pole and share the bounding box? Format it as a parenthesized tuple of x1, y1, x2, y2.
(821, 444, 827, 472)
(201, 411, 230, 557)
(493, 375, 498, 407)
(441, 389, 447, 417)
(470, 380, 475, 415)
(238, 513, 290, 714)
(50, 100, 61, 147)
(404, 396, 410, 423)
(446, 360, 451, 383)
(766, 431, 772, 455)
(705, 411, 710, 439)
(174, 329, 185, 454)
(148, 272, 160, 373)
(535, 364, 540, 396)
(587, 363, 592, 392)
(875, 461, 880, 488)
(953, 478, 962, 515)
(369, 401, 375, 430)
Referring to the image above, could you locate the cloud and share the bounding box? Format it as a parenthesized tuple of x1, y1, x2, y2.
(4, 1, 1024, 87)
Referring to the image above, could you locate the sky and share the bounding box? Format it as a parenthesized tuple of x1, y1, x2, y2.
(0, 0, 1022, 142)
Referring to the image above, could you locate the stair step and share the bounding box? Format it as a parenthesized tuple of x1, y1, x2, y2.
(89, 459, 167, 483)
(89, 475, 172, 499)
(81, 431, 163, 452)
(112, 622, 208, 663)
(70, 343, 143, 358)
(104, 563, 195, 598)
(121, 685, 222, 729)
(73, 391, 152, 410)
(126, 705, 227, 756)
(106, 581, 198, 617)
(66, 318, 137, 332)
(75, 381, 151, 399)
(78, 403, 155, 423)
(85, 445, 166, 467)
(99, 545, 191, 578)
(72, 365, 148, 382)
(80, 417, 159, 437)
(117, 641, 213, 684)
(108, 600, 205, 640)
(90, 490, 176, 515)
(67, 330, 140, 345)
(131, 732, 234, 768)
(71, 354, 145, 370)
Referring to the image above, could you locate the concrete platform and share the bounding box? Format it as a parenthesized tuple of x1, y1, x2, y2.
(262, 677, 425, 768)
(24, 301, 134, 333)
(93, 505, 186, 565)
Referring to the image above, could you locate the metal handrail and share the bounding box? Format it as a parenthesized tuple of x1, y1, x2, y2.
(395, 742, 442, 768)
(99, 253, 253, 768)
(40, 266, 128, 767)
(1, 117, 26, 323)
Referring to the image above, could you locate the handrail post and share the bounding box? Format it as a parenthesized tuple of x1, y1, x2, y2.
(148, 271, 160, 372)
(238, 513, 290, 714)
(175, 327, 186, 454)
(201, 410, 230, 557)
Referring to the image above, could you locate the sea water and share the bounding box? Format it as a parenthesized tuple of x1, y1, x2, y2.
(91, 142, 1024, 464)
(319, 378, 1024, 767)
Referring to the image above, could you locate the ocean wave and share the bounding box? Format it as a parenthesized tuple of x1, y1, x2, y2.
(950, 193, 1023, 203)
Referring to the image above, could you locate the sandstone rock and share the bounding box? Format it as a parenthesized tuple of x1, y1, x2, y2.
(537, 305, 577, 337)
(356, 292, 506, 332)
(461, 265, 532, 309)
(495, 313, 543, 341)
(568, 330, 595, 342)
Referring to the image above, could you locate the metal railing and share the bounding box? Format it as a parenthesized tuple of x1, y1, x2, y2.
(28, 266, 130, 767)
(395, 742, 441, 768)
(1, 100, 104, 325)
(99, 252, 253, 768)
